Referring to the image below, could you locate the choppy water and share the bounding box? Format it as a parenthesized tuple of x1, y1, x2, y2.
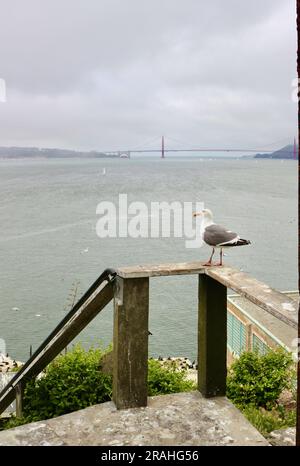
(0, 157, 297, 362)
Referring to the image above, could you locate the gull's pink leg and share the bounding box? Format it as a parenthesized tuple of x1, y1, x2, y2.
(216, 248, 223, 266)
(203, 247, 215, 266)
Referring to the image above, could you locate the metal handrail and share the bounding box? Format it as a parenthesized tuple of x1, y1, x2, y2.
(0, 268, 116, 415)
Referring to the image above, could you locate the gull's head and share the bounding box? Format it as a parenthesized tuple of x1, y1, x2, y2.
(193, 208, 213, 220)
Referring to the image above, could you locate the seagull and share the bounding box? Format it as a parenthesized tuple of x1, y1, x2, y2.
(193, 209, 251, 266)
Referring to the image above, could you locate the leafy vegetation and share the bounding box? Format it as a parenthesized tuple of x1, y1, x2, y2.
(22, 345, 113, 422)
(148, 359, 196, 396)
(241, 404, 296, 437)
(1, 345, 195, 430)
(1, 415, 29, 431)
(226, 349, 294, 409)
(2, 345, 295, 439)
(10, 365, 21, 372)
(226, 348, 296, 436)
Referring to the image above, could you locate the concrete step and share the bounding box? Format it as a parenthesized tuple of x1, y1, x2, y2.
(0, 391, 269, 446)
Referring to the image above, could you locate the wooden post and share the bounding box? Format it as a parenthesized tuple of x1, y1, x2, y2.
(198, 274, 227, 397)
(15, 382, 24, 418)
(113, 276, 149, 409)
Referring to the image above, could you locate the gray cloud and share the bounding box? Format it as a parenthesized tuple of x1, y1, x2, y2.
(0, 0, 297, 151)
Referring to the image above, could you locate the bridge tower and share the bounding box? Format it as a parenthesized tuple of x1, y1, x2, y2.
(161, 136, 165, 159)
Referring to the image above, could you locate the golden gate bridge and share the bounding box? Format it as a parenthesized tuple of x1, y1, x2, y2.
(102, 136, 298, 159)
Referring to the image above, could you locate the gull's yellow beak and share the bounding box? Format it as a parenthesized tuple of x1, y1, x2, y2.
(193, 212, 202, 217)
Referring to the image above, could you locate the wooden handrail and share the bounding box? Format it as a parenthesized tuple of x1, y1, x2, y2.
(0, 269, 116, 416)
(113, 262, 297, 408)
(117, 262, 298, 329)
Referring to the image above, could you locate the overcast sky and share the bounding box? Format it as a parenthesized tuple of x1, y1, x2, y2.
(0, 0, 297, 153)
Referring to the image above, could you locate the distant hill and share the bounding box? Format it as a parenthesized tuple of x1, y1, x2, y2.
(0, 146, 118, 159)
(253, 144, 298, 159)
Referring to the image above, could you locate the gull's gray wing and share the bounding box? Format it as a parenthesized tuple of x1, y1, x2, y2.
(203, 224, 238, 247)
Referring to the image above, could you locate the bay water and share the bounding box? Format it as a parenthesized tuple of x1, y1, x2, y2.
(0, 157, 297, 362)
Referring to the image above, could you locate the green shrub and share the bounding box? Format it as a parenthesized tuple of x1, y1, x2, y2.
(226, 349, 294, 410)
(148, 359, 196, 396)
(22, 344, 112, 422)
(10, 365, 21, 372)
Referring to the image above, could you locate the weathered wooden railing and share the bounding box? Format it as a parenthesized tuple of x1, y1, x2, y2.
(0, 268, 117, 416)
(0, 262, 298, 416)
(113, 262, 298, 408)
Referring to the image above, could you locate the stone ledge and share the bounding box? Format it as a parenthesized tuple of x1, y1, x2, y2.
(267, 427, 296, 446)
(0, 391, 269, 446)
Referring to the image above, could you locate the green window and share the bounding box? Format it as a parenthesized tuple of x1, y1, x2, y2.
(252, 334, 269, 355)
(227, 312, 246, 356)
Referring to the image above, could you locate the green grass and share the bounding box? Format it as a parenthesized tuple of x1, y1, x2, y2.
(241, 404, 296, 437)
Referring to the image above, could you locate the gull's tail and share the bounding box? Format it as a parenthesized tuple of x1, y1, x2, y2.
(235, 238, 251, 246)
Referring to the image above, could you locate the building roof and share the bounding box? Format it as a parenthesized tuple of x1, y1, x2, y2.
(228, 292, 298, 351)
